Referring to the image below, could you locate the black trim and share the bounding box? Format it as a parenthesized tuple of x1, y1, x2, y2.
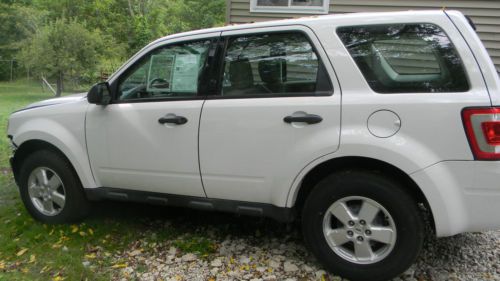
(85, 187, 295, 222)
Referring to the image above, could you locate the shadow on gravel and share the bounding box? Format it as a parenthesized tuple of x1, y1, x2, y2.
(87, 199, 302, 246)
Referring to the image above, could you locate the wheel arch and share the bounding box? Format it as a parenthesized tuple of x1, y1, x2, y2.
(11, 139, 94, 189)
(290, 156, 435, 233)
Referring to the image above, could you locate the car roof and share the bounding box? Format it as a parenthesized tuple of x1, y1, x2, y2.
(149, 9, 452, 45)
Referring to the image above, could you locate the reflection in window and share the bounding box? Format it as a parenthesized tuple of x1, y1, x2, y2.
(337, 24, 469, 93)
(251, 0, 329, 13)
(257, 0, 288, 6)
(118, 40, 211, 101)
(222, 32, 332, 97)
(291, 0, 323, 7)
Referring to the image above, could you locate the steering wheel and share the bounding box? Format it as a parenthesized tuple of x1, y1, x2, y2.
(149, 78, 170, 89)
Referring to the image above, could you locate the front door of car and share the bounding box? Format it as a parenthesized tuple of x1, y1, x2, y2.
(199, 27, 341, 206)
(86, 34, 219, 197)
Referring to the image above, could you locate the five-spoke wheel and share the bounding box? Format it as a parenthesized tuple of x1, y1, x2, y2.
(27, 167, 66, 216)
(302, 170, 424, 281)
(323, 196, 396, 264)
(18, 149, 90, 223)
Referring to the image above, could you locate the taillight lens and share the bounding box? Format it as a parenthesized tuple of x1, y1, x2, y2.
(462, 107, 500, 160)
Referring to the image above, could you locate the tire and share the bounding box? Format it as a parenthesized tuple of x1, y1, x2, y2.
(302, 170, 424, 281)
(18, 150, 90, 223)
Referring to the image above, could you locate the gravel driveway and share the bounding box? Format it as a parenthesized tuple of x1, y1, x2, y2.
(90, 203, 500, 281)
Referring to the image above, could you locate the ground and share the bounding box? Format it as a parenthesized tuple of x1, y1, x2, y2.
(0, 81, 499, 281)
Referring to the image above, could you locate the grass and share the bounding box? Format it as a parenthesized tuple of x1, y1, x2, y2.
(0, 81, 278, 281)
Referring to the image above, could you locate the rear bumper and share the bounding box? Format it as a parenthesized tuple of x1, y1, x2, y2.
(411, 160, 500, 237)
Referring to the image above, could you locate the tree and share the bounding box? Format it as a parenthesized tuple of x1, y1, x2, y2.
(19, 19, 105, 96)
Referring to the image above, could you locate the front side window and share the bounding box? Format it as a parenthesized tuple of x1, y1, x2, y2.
(117, 40, 212, 101)
(251, 0, 329, 14)
(337, 23, 469, 93)
(221, 32, 332, 97)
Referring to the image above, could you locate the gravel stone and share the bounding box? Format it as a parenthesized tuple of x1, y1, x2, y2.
(106, 212, 500, 281)
(283, 261, 299, 272)
(210, 258, 222, 267)
(268, 259, 280, 269)
(181, 253, 197, 262)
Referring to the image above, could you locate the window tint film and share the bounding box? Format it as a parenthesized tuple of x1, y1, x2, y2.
(222, 32, 332, 97)
(117, 40, 212, 101)
(337, 24, 469, 93)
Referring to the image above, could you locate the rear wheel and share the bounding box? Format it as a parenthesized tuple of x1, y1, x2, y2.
(18, 150, 90, 223)
(302, 170, 424, 281)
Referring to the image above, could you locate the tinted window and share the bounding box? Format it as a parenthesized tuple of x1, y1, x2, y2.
(337, 24, 469, 93)
(222, 32, 332, 97)
(117, 40, 212, 101)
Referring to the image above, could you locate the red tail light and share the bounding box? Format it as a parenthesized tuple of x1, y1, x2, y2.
(462, 107, 500, 160)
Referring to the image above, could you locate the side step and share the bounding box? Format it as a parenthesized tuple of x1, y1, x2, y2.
(85, 187, 295, 223)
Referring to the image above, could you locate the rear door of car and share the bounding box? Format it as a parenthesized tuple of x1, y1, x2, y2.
(198, 25, 341, 206)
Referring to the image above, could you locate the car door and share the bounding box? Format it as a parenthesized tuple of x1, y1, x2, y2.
(86, 33, 219, 197)
(199, 26, 341, 206)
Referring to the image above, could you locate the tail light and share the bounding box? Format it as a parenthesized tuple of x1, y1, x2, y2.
(462, 107, 500, 160)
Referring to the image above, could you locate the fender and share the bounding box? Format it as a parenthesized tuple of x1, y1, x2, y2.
(10, 107, 97, 189)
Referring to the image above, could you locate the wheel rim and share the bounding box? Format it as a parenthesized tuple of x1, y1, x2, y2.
(322, 196, 397, 264)
(27, 167, 66, 216)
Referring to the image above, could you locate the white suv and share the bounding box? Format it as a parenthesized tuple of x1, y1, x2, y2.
(7, 10, 500, 281)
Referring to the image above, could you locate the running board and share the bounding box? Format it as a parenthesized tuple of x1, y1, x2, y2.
(84, 187, 295, 223)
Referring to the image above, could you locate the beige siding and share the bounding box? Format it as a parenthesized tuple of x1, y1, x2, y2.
(227, 0, 500, 72)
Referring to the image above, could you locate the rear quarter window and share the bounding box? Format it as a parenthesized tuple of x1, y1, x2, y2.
(337, 23, 469, 93)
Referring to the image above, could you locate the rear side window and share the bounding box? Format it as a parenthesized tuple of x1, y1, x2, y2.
(221, 32, 332, 97)
(337, 23, 469, 93)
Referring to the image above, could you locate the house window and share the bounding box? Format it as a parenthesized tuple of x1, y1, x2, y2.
(250, 0, 330, 14)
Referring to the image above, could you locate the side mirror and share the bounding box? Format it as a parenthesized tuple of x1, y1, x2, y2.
(87, 82, 111, 105)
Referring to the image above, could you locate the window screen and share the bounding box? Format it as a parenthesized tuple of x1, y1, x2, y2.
(337, 23, 469, 93)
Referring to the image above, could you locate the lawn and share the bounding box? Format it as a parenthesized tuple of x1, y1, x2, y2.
(0, 81, 288, 281)
(0, 82, 218, 281)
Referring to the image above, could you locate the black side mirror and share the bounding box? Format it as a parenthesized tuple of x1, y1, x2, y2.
(87, 82, 111, 105)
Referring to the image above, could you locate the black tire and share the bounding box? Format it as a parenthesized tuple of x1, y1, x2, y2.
(18, 149, 90, 223)
(302, 170, 424, 281)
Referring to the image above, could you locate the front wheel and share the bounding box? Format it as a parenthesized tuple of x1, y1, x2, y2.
(18, 150, 90, 223)
(302, 170, 424, 281)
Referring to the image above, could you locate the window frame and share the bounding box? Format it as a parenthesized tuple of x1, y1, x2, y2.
(109, 37, 219, 104)
(209, 30, 334, 100)
(250, 0, 330, 14)
(335, 22, 471, 94)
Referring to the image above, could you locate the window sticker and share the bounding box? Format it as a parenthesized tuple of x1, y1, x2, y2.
(171, 54, 201, 93)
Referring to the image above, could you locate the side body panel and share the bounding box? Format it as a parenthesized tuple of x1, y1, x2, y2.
(85, 100, 206, 196)
(199, 25, 342, 206)
(8, 100, 97, 189)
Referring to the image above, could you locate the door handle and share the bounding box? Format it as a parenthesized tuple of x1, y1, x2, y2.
(283, 114, 323, 125)
(158, 115, 188, 125)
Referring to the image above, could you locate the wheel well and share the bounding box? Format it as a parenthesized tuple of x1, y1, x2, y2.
(294, 156, 435, 232)
(11, 139, 70, 184)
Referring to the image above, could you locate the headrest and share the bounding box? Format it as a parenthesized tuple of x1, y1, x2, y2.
(229, 58, 254, 89)
(258, 58, 286, 84)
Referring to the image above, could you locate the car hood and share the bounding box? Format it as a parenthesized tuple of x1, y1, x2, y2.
(20, 93, 87, 111)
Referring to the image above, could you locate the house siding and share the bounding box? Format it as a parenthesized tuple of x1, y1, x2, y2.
(227, 0, 500, 72)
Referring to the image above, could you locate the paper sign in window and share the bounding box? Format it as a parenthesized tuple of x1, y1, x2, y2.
(171, 54, 201, 93)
